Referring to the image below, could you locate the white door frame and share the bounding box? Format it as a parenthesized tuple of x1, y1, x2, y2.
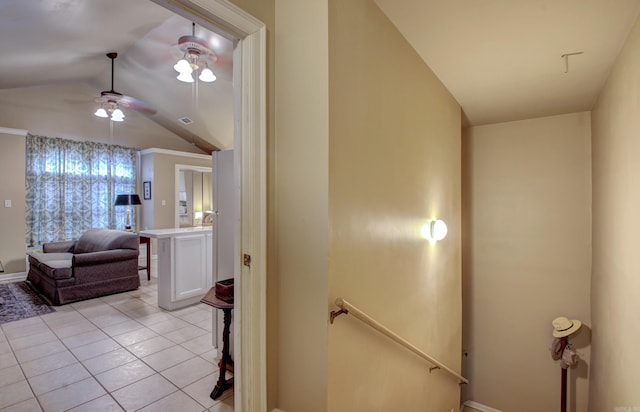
(151, 1, 267, 410)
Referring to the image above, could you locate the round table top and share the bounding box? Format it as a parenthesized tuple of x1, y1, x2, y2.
(201, 287, 234, 309)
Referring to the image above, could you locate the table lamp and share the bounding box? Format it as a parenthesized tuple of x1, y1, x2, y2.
(115, 194, 142, 231)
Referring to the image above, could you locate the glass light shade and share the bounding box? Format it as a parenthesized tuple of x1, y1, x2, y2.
(174, 59, 192, 74)
(177, 71, 195, 83)
(430, 219, 448, 241)
(94, 108, 108, 118)
(199, 68, 216, 82)
(110, 109, 125, 122)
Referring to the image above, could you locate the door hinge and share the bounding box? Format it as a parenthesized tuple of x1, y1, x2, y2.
(243, 253, 251, 268)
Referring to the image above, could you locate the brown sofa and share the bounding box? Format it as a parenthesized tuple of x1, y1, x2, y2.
(27, 229, 140, 305)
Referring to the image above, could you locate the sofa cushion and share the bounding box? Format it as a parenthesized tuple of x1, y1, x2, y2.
(74, 229, 138, 254)
(29, 252, 73, 280)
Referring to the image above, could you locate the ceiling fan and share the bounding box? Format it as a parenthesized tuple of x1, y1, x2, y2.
(94, 52, 157, 121)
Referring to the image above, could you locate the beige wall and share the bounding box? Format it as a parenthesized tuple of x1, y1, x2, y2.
(140, 153, 155, 231)
(0, 130, 27, 274)
(590, 14, 640, 412)
(463, 112, 592, 412)
(273, 0, 329, 410)
(328, 1, 462, 410)
(140, 150, 211, 231)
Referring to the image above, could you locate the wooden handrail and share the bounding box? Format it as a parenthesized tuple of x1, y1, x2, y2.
(330, 297, 469, 385)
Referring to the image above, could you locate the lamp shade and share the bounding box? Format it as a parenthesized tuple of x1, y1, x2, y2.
(177, 71, 195, 83)
(110, 109, 125, 122)
(199, 67, 216, 82)
(174, 59, 192, 74)
(114, 194, 142, 206)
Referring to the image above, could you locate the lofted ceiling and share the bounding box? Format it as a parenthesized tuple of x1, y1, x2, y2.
(374, 0, 640, 127)
(2, 1, 640, 145)
(0, 0, 235, 153)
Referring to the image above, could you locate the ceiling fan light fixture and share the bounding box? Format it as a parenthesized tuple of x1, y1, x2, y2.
(174, 23, 218, 85)
(110, 110, 125, 122)
(186, 51, 201, 70)
(93, 52, 155, 123)
(177, 71, 195, 83)
(199, 67, 216, 83)
(174, 58, 192, 74)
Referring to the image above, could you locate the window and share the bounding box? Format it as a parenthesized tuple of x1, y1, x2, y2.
(25, 134, 138, 246)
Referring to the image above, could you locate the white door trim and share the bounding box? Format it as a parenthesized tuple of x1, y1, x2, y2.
(237, 24, 267, 412)
(151, 1, 267, 411)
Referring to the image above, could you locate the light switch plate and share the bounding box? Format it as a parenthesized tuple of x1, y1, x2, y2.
(4, 200, 11, 208)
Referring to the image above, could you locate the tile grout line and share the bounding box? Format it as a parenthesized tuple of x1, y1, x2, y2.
(0, 280, 225, 411)
(34, 304, 123, 411)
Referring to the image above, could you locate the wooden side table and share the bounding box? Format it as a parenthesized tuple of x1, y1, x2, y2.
(138, 235, 151, 281)
(201, 287, 234, 399)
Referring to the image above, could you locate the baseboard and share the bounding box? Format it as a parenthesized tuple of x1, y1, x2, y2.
(271, 409, 285, 412)
(0, 272, 27, 282)
(462, 400, 503, 412)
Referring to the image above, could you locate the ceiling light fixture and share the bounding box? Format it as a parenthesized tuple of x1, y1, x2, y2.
(174, 23, 218, 84)
(93, 53, 135, 123)
(95, 100, 125, 122)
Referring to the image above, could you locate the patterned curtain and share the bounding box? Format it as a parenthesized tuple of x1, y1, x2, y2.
(25, 134, 138, 247)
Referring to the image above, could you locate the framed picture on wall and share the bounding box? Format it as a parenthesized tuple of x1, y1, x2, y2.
(143, 181, 151, 200)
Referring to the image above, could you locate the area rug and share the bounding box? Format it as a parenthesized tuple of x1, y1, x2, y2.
(0, 281, 55, 324)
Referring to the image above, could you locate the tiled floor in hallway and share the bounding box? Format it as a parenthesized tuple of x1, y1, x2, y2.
(0, 273, 233, 411)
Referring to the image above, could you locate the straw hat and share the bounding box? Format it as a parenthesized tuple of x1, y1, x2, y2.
(552, 316, 582, 338)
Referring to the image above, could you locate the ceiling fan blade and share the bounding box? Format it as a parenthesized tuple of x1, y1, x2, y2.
(94, 53, 157, 116)
(119, 94, 157, 115)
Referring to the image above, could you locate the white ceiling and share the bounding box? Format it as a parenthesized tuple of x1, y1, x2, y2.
(374, 0, 640, 126)
(2, 0, 639, 144)
(0, 0, 235, 152)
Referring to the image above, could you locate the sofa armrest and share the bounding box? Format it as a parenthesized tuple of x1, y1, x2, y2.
(73, 249, 139, 267)
(43, 240, 76, 253)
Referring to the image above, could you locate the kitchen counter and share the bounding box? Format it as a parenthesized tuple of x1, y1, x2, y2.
(139, 227, 213, 310)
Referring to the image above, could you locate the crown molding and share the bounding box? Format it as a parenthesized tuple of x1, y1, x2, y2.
(0, 127, 28, 137)
(140, 147, 212, 160)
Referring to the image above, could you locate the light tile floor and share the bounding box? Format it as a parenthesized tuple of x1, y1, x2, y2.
(0, 273, 234, 412)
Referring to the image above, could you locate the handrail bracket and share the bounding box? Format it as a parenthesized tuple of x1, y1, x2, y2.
(330, 308, 348, 324)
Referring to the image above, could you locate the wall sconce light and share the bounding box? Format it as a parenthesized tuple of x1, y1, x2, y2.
(431, 219, 448, 240)
(420, 218, 448, 242)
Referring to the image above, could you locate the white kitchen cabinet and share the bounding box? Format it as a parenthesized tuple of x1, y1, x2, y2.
(139, 227, 212, 310)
